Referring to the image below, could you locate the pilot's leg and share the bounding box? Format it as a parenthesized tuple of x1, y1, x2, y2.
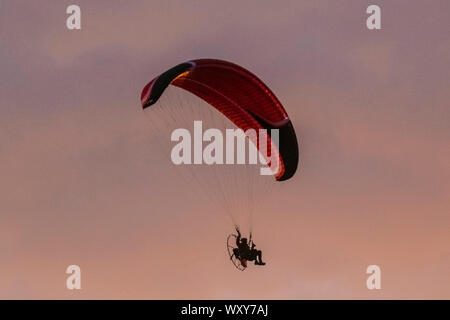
(256, 250, 265, 265)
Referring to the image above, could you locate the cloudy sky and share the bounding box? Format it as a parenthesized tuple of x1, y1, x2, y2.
(0, 0, 449, 298)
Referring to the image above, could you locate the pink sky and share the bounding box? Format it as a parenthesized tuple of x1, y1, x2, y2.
(0, 1, 449, 299)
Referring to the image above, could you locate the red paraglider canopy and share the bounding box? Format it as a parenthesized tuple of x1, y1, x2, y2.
(140, 59, 299, 181)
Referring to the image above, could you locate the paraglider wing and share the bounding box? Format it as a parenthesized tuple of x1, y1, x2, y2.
(140, 59, 299, 181)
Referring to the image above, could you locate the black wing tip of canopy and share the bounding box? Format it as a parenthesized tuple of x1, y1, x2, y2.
(245, 110, 299, 182)
(142, 61, 195, 109)
(276, 120, 299, 181)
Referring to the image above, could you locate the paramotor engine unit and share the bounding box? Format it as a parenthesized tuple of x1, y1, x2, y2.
(227, 234, 247, 271)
